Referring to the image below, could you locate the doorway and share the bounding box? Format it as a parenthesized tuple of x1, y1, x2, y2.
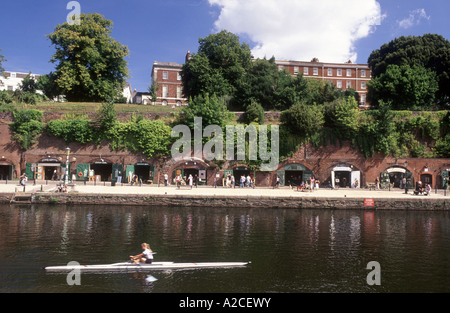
(0, 164, 13, 180)
(90, 162, 112, 181)
(134, 163, 154, 183)
(420, 173, 432, 187)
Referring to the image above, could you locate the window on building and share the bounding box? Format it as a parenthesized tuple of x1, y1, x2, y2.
(327, 68, 332, 76)
(361, 81, 366, 89)
(361, 70, 366, 77)
(303, 67, 309, 75)
(162, 85, 168, 98)
(337, 69, 342, 76)
(278, 65, 284, 71)
(337, 81, 342, 89)
(163, 71, 168, 80)
(313, 68, 319, 75)
(177, 86, 182, 99)
(177, 72, 182, 81)
(11, 73, 16, 78)
(294, 67, 299, 74)
(346, 81, 352, 89)
(346, 69, 352, 77)
(360, 94, 366, 105)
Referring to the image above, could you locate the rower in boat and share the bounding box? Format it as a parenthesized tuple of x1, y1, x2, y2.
(130, 243, 153, 264)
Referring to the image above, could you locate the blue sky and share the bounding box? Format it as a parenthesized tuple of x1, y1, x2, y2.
(1, 0, 449, 92)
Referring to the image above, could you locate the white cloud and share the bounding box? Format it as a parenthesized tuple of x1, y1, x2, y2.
(208, 0, 384, 63)
(397, 9, 430, 29)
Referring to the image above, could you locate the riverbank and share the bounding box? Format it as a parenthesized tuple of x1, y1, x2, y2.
(1, 181, 448, 210)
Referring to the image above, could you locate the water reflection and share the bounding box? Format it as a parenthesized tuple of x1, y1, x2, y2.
(0, 204, 449, 292)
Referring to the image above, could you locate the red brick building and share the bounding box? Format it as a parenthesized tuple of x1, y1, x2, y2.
(148, 53, 371, 107)
(150, 61, 188, 107)
(275, 58, 371, 107)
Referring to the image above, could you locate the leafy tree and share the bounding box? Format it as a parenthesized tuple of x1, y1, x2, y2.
(280, 102, 324, 137)
(244, 101, 265, 124)
(36, 72, 61, 100)
(233, 57, 311, 111)
(368, 34, 450, 105)
(434, 111, 450, 157)
(0, 50, 6, 88)
(181, 30, 252, 100)
(232, 57, 279, 110)
(0, 49, 5, 75)
(47, 13, 129, 102)
(304, 79, 343, 105)
(19, 73, 38, 93)
(368, 64, 439, 109)
(324, 97, 360, 140)
(10, 109, 45, 149)
(47, 118, 94, 144)
(181, 52, 232, 99)
(180, 93, 233, 131)
(108, 119, 173, 158)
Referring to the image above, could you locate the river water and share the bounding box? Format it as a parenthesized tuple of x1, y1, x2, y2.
(0, 204, 449, 293)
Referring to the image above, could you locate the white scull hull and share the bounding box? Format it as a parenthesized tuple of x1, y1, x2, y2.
(45, 261, 249, 271)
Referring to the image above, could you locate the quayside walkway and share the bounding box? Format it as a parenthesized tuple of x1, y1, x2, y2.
(1, 180, 448, 199)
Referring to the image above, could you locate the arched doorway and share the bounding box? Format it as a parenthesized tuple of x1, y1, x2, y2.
(420, 173, 432, 187)
(331, 163, 360, 188)
(276, 163, 313, 187)
(172, 160, 208, 185)
(381, 166, 413, 189)
(90, 160, 113, 182)
(133, 162, 154, 184)
(0, 160, 14, 180)
(33, 158, 63, 180)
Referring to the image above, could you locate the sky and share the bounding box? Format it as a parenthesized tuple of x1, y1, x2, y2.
(1, 0, 449, 92)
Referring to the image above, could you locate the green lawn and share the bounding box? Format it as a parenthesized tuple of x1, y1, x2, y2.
(8, 101, 181, 114)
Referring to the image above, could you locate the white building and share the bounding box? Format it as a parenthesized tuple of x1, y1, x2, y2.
(0, 71, 41, 91)
(122, 83, 135, 103)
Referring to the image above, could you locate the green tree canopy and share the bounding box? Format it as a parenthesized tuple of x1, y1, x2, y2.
(324, 96, 360, 140)
(0, 49, 6, 75)
(368, 34, 450, 105)
(179, 93, 233, 131)
(47, 13, 129, 102)
(181, 30, 252, 100)
(280, 102, 324, 137)
(368, 64, 439, 110)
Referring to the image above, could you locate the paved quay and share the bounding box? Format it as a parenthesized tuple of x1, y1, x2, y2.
(1, 181, 449, 199)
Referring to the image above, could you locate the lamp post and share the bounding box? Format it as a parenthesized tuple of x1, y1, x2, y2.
(65, 147, 70, 186)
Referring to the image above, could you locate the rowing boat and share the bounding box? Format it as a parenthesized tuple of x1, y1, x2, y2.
(45, 261, 250, 272)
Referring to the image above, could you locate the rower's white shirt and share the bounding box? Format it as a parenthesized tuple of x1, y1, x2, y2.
(143, 249, 153, 259)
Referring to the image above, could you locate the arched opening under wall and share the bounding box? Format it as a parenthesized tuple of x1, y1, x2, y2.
(33, 158, 63, 181)
(134, 162, 154, 184)
(172, 160, 208, 185)
(90, 160, 113, 182)
(419, 173, 432, 187)
(381, 166, 413, 189)
(331, 164, 360, 188)
(0, 161, 14, 180)
(276, 163, 313, 187)
(232, 166, 252, 185)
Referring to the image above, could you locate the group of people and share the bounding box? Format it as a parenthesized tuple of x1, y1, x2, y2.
(224, 174, 254, 188)
(414, 181, 431, 196)
(174, 173, 200, 188)
(297, 177, 320, 191)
